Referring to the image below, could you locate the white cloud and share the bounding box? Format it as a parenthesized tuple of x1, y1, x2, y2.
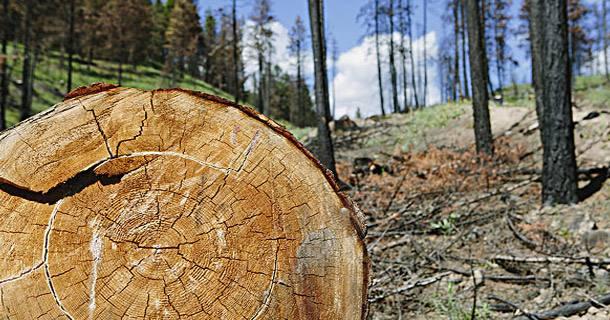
(241, 20, 440, 119)
(334, 31, 440, 118)
(242, 20, 314, 86)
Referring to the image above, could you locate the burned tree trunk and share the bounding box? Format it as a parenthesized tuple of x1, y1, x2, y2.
(465, 0, 494, 156)
(529, 0, 578, 205)
(0, 84, 369, 319)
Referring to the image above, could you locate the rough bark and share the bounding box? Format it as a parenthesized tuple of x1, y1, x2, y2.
(529, 0, 578, 205)
(375, 0, 386, 116)
(308, 0, 337, 175)
(0, 84, 369, 319)
(465, 0, 494, 156)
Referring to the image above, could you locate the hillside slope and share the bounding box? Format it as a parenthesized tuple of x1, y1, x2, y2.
(4, 47, 231, 127)
(331, 78, 610, 319)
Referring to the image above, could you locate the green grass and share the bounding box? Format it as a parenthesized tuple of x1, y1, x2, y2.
(4, 44, 232, 127)
(397, 102, 468, 151)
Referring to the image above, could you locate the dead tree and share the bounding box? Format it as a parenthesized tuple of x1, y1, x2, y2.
(308, 0, 337, 175)
(0, 84, 369, 319)
(465, 0, 494, 155)
(529, 0, 578, 205)
(375, 0, 386, 115)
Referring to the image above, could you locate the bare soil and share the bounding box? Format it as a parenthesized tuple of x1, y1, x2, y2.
(333, 100, 610, 319)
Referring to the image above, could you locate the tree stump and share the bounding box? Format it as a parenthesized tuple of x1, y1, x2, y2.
(0, 84, 369, 319)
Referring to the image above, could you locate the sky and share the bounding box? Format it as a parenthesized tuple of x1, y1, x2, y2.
(195, 0, 594, 118)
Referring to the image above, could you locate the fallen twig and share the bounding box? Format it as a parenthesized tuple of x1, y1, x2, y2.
(368, 272, 452, 303)
(514, 292, 610, 320)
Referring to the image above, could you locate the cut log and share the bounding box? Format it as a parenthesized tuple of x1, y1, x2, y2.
(0, 84, 369, 319)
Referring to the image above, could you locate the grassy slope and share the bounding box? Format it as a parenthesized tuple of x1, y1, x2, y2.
(5, 45, 231, 127)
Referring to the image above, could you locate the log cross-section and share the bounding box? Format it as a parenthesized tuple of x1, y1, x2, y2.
(0, 84, 369, 319)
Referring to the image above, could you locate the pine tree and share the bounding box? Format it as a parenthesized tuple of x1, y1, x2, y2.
(100, 0, 153, 85)
(490, 0, 512, 97)
(568, 0, 592, 76)
(164, 0, 202, 85)
(250, 0, 274, 114)
(288, 15, 307, 126)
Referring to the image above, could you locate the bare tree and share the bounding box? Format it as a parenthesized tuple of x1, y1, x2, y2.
(602, 0, 610, 81)
(398, 0, 409, 111)
(288, 15, 307, 125)
(422, 0, 428, 106)
(308, 0, 337, 175)
(375, 0, 386, 115)
(330, 36, 338, 118)
(250, 0, 273, 114)
(386, 0, 400, 113)
(465, 0, 493, 155)
(232, 0, 241, 103)
(406, 0, 419, 108)
(453, 0, 463, 100)
(529, 0, 578, 205)
(460, 0, 470, 99)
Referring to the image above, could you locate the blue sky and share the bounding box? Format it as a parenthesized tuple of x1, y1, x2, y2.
(194, 0, 594, 116)
(198, 0, 447, 54)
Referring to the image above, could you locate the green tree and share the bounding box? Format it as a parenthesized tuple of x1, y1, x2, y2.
(164, 0, 202, 85)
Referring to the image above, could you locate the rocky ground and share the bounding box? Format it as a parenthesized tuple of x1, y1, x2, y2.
(328, 98, 610, 319)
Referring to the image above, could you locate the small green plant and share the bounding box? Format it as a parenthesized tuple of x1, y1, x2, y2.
(431, 213, 459, 235)
(430, 282, 493, 320)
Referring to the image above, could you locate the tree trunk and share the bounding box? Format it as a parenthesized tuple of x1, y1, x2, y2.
(422, 0, 428, 106)
(374, 0, 386, 116)
(407, 0, 420, 109)
(0, 0, 8, 130)
(399, 0, 409, 112)
(454, 0, 463, 100)
(308, 0, 337, 176)
(21, 4, 33, 121)
(331, 38, 337, 118)
(529, 0, 578, 206)
(66, 0, 75, 94)
(460, 0, 470, 99)
(232, 0, 241, 103)
(388, 0, 400, 113)
(296, 42, 303, 125)
(263, 51, 272, 115)
(465, 0, 493, 156)
(257, 52, 265, 113)
(602, 0, 610, 81)
(0, 83, 368, 319)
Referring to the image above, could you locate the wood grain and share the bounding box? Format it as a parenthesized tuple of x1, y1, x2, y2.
(0, 84, 369, 319)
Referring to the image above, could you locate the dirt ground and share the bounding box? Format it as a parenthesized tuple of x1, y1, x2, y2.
(332, 100, 610, 319)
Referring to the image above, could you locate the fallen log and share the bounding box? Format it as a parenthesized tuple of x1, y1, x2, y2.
(0, 84, 369, 319)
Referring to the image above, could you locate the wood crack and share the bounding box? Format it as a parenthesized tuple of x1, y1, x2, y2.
(250, 242, 280, 320)
(42, 200, 75, 320)
(0, 158, 124, 204)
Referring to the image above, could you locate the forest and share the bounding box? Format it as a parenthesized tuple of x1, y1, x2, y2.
(0, 0, 610, 319)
